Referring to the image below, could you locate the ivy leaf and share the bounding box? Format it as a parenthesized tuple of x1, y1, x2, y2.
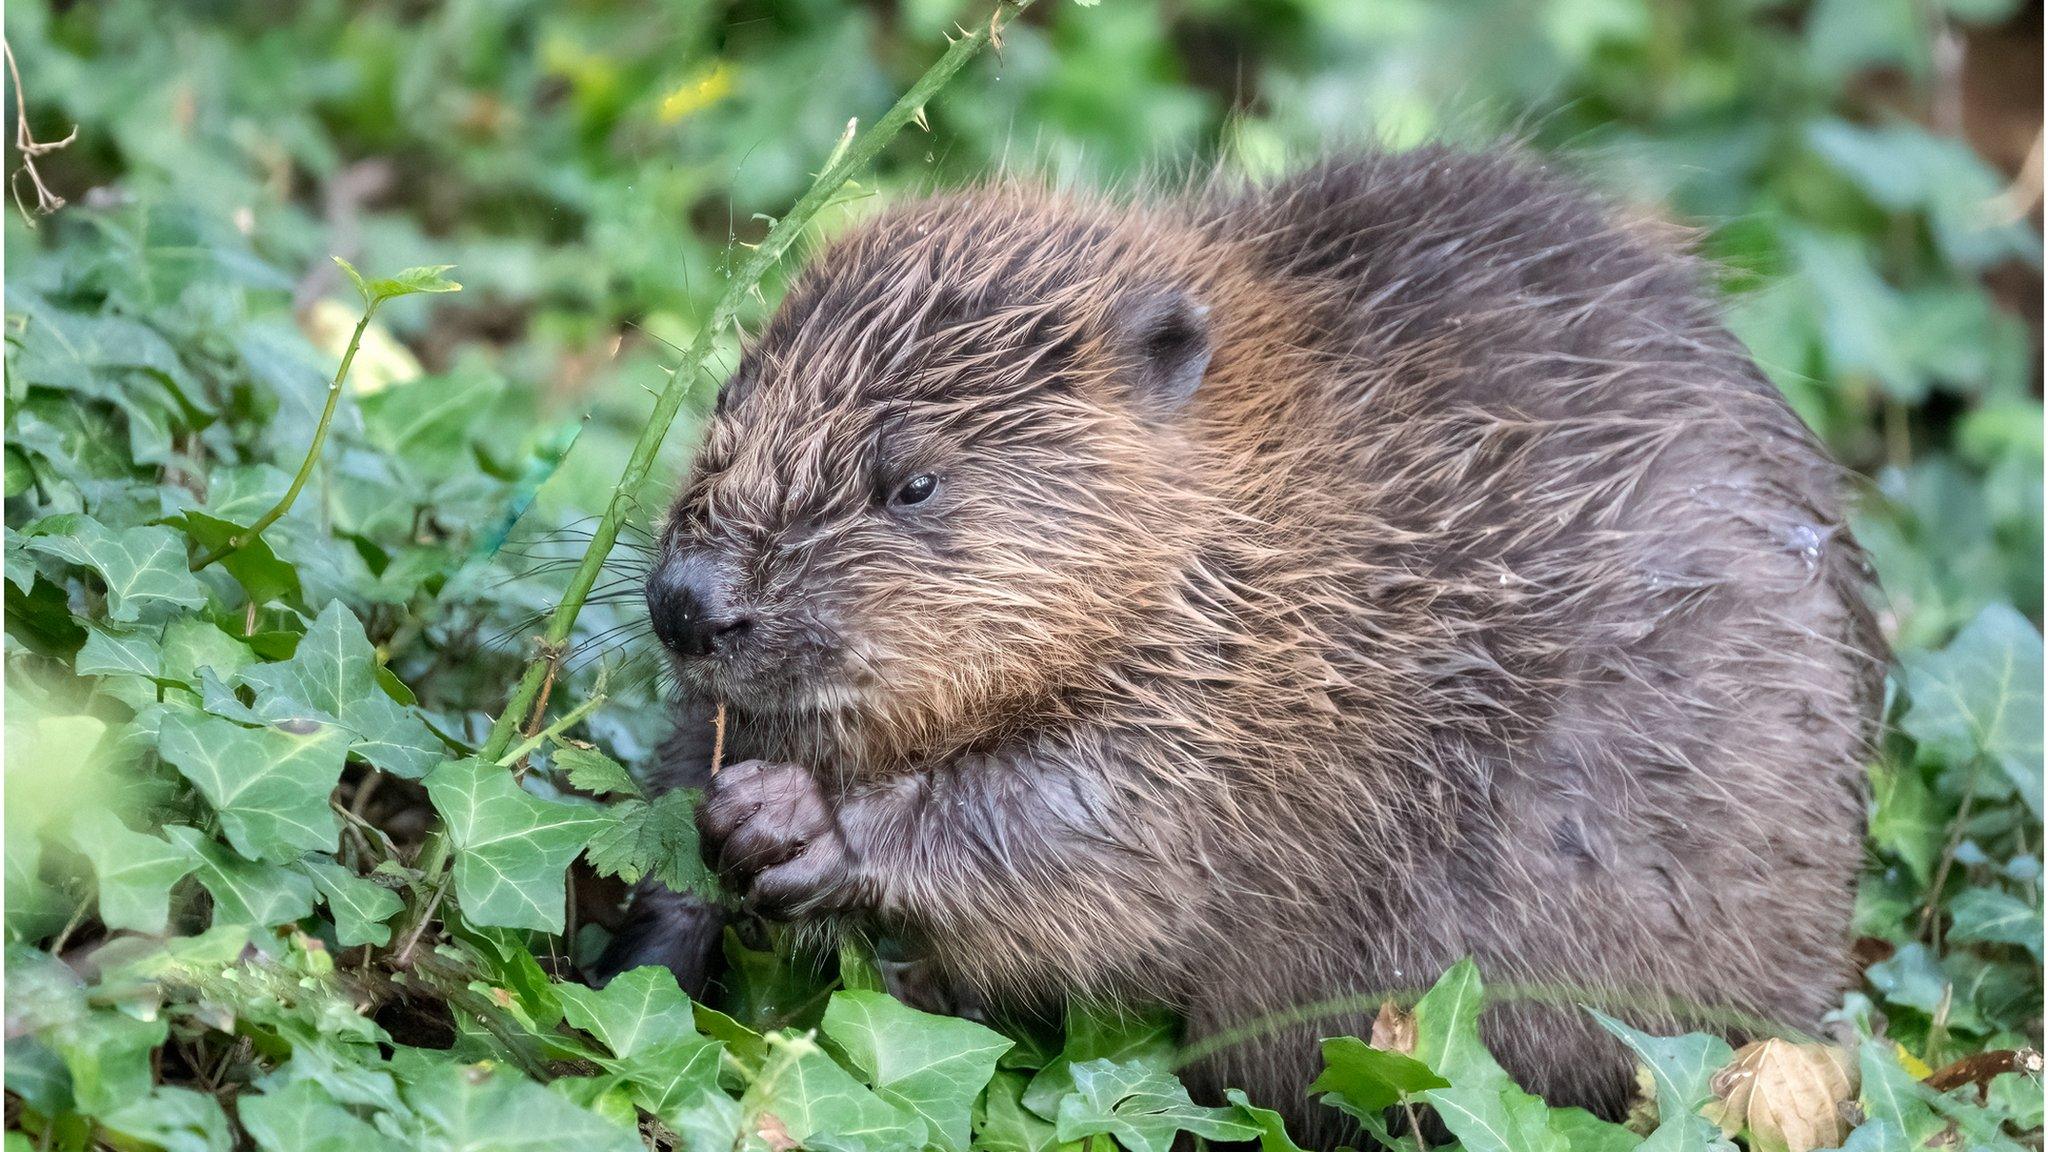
(1854, 1042, 1949, 1150)
(164, 826, 316, 928)
(97, 1085, 234, 1152)
(1054, 1059, 1259, 1152)
(424, 758, 612, 933)
(159, 617, 256, 694)
(583, 790, 712, 894)
(742, 1036, 927, 1152)
(556, 745, 641, 798)
(1022, 1003, 1178, 1117)
(158, 709, 350, 862)
(333, 257, 462, 307)
(76, 621, 162, 681)
(65, 809, 197, 934)
(25, 518, 205, 621)
(241, 1078, 403, 1152)
(300, 859, 403, 948)
(1309, 1035, 1448, 1119)
(1902, 603, 2044, 815)
(1945, 886, 2044, 957)
(822, 989, 1013, 1152)
(397, 1059, 642, 1152)
(237, 601, 442, 779)
(556, 965, 698, 1060)
(980, 1070, 1059, 1152)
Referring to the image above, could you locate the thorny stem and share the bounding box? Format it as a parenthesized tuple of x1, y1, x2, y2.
(475, 0, 1035, 766)
(496, 684, 610, 769)
(192, 306, 376, 571)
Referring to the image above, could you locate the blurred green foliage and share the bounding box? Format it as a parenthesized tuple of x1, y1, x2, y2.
(3, 0, 2041, 1148)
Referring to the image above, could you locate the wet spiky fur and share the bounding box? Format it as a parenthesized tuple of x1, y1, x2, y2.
(613, 150, 1885, 1142)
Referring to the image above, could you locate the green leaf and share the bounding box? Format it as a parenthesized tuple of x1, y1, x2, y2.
(582, 789, 712, 893)
(424, 758, 612, 933)
(1946, 886, 2044, 957)
(1586, 1012, 1730, 1116)
(165, 826, 316, 928)
(98, 1085, 234, 1152)
(238, 602, 442, 778)
(399, 1059, 642, 1152)
(241, 1078, 403, 1152)
(25, 518, 205, 622)
(1549, 1107, 1645, 1152)
(301, 859, 403, 947)
(76, 620, 162, 681)
(50, 1007, 169, 1116)
(335, 257, 462, 306)
(1427, 1084, 1572, 1152)
(1587, 1012, 1732, 1150)
(743, 1035, 928, 1152)
(1022, 1002, 1177, 1118)
(1224, 1088, 1310, 1152)
(979, 1070, 1059, 1152)
(1309, 1035, 1449, 1119)
(66, 809, 197, 933)
(158, 709, 350, 862)
(1902, 603, 2044, 815)
(1855, 1041, 1948, 1149)
(159, 617, 256, 694)
(556, 964, 698, 1060)
(1053, 1059, 1258, 1152)
(822, 989, 1013, 1152)
(1414, 957, 1509, 1087)
(556, 745, 641, 797)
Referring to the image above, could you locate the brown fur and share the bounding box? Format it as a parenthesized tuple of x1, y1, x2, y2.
(602, 150, 1885, 1143)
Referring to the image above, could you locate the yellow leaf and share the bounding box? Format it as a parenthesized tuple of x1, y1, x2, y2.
(659, 62, 734, 123)
(1702, 1039, 1856, 1152)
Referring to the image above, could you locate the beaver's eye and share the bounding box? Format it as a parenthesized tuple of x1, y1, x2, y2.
(892, 473, 939, 507)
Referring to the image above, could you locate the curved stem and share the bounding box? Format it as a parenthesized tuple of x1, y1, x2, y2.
(191, 306, 376, 571)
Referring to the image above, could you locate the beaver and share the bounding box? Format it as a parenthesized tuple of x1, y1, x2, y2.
(594, 149, 1885, 1142)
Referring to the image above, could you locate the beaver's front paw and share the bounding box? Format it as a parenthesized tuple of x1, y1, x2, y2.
(696, 759, 859, 919)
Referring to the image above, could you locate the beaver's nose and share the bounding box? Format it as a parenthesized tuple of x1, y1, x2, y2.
(649, 552, 753, 658)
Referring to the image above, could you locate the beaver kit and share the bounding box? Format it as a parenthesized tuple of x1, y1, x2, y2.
(599, 150, 1885, 1142)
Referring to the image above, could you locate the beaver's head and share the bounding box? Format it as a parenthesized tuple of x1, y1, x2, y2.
(649, 192, 1218, 760)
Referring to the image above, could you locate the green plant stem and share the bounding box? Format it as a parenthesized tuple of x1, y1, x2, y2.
(191, 304, 377, 571)
(475, 0, 1033, 763)
(495, 687, 609, 769)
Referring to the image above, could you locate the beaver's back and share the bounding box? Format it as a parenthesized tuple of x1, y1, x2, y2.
(1168, 152, 1884, 1120)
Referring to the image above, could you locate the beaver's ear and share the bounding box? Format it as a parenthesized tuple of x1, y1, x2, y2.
(1113, 289, 1212, 410)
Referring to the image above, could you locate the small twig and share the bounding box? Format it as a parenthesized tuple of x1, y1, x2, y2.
(4, 38, 77, 228)
(1402, 1100, 1429, 1152)
(47, 897, 92, 957)
(391, 873, 449, 970)
(1925, 1048, 2044, 1099)
(192, 305, 378, 571)
(1920, 758, 1984, 949)
(520, 638, 565, 740)
(711, 700, 729, 775)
